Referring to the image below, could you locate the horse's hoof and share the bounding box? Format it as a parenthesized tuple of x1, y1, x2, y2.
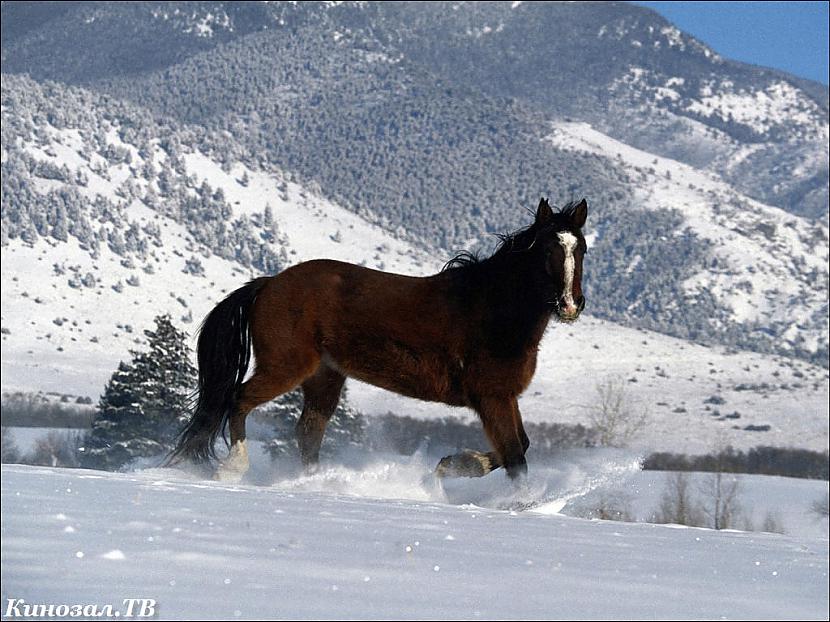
(213, 467, 245, 483)
(301, 462, 321, 476)
(434, 449, 497, 478)
(213, 440, 249, 483)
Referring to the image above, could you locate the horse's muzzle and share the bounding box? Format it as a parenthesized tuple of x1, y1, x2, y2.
(558, 296, 585, 322)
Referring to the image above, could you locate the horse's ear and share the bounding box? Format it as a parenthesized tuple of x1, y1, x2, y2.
(570, 198, 588, 229)
(536, 197, 553, 224)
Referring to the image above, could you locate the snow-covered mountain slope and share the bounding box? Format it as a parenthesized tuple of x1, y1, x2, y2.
(343, 1, 829, 220)
(547, 120, 829, 357)
(2, 464, 828, 620)
(1, 123, 436, 397)
(599, 61, 829, 215)
(3, 3, 828, 370)
(1, 113, 827, 455)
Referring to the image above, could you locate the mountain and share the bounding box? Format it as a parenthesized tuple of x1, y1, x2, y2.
(367, 1, 829, 220)
(3, 1, 826, 219)
(0, 72, 435, 394)
(2, 1, 828, 368)
(2, 74, 827, 455)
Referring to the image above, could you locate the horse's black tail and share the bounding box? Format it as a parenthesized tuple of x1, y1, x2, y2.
(167, 277, 270, 465)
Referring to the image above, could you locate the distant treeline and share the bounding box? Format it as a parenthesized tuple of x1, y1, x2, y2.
(644, 447, 829, 481)
(4, 391, 827, 481)
(1, 392, 94, 428)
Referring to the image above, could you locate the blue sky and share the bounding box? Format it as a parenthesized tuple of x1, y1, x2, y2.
(631, 2, 829, 85)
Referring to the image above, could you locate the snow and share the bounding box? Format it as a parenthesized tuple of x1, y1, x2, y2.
(1, 231, 256, 397)
(2, 463, 827, 619)
(182, 153, 433, 273)
(465, 23, 505, 38)
(660, 25, 686, 50)
(686, 80, 829, 141)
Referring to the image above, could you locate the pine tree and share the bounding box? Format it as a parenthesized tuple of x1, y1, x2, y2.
(81, 315, 196, 471)
(139, 314, 196, 445)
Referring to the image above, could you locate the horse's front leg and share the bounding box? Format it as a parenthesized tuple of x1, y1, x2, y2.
(435, 449, 501, 478)
(434, 396, 529, 480)
(475, 395, 528, 480)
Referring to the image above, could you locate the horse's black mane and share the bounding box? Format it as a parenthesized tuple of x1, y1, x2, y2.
(442, 200, 582, 272)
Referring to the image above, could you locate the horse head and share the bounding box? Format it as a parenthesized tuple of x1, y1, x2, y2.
(533, 197, 588, 323)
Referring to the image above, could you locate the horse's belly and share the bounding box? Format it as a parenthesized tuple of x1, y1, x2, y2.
(326, 346, 466, 407)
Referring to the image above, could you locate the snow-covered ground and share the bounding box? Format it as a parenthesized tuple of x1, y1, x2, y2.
(2, 462, 828, 619)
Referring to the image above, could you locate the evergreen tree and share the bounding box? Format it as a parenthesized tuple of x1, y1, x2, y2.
(81, 315, 196, 471)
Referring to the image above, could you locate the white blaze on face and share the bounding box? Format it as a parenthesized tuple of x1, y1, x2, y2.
(557, 231, 578, 312)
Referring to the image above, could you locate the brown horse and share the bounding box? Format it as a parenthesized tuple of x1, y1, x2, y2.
(169, 198, 588, 480)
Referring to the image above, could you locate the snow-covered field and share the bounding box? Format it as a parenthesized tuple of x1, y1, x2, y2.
(2, 462, 828, 620)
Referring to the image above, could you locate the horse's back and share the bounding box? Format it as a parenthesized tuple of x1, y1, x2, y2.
(257, 258, 431, 312)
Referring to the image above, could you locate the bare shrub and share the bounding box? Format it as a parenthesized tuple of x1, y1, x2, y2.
(1, 392, 94, 427)
(760, 511, 785, 534)
(1, 426, 21, 463)
(585, 376, 649, 447)
(811, 493, 829, 519)
(25, 430, 82, 468)
(698, 471, 743, 530)
(644, 446, 828, 480)
(591, 493, 635, 522)
(654, 472, 706, 527)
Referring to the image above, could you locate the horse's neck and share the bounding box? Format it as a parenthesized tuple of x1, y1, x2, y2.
(506, 306, 552, 353)
(477, 258, 553, 356)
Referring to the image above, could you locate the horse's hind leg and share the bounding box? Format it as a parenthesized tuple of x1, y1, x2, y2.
(217, 361, 318, 481)
(296, 364, 346, 469)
